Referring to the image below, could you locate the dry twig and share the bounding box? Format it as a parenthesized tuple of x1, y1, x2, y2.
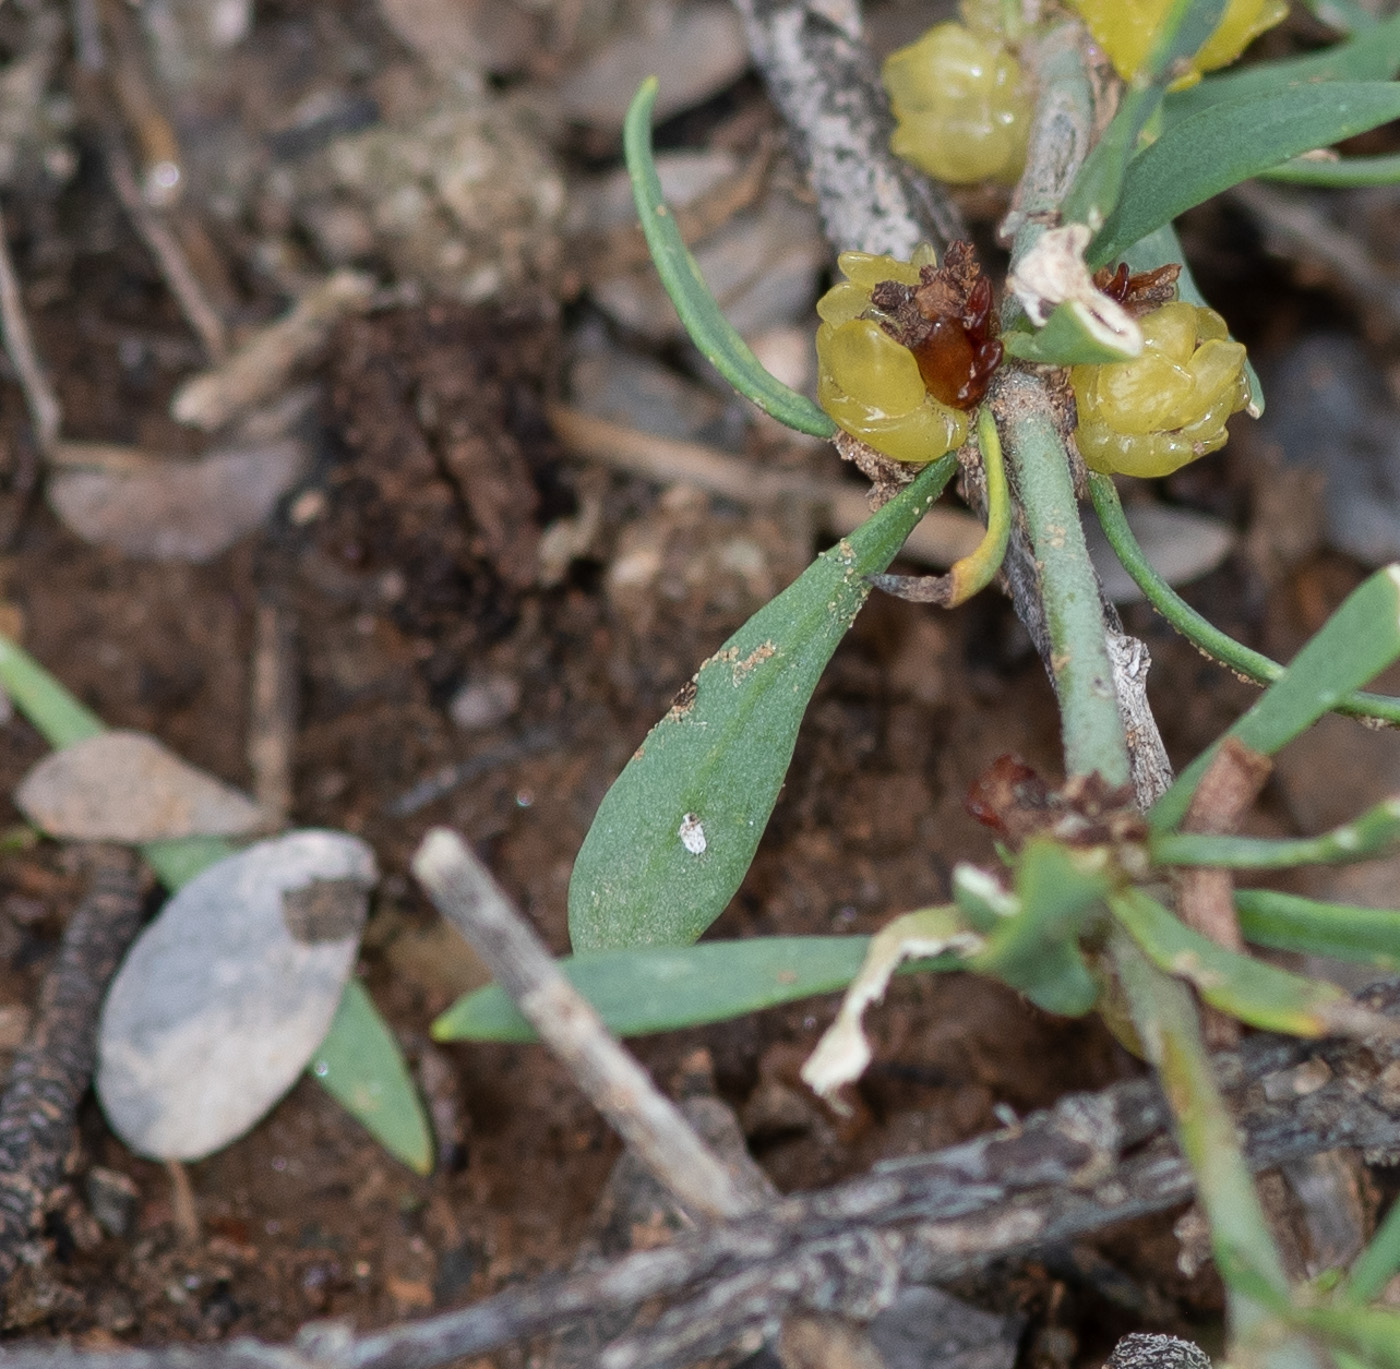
(0, 206, 61, 458)
(730, 0, 967, 257)
(411, 830, 771, 1224)
(0, 847, 146, 1288)
(548, 403, 984, 566)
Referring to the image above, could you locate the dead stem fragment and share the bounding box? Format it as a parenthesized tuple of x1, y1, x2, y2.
(0, 847, 146, 1289)
(411, 829, 769, 1224)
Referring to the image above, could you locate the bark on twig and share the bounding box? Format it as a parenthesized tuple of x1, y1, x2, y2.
(411, 829, 770, 1223)
(0, 846, 146, 1288)
(730, 0, 967, 257)
(0, 205, 61, 458)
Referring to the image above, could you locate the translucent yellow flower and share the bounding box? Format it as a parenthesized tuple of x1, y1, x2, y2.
(1067, 0, 1288, 86)
(814, 247, 971, 465)
(1071, 301, 1249, 478)
(882, 21, 1031, 185)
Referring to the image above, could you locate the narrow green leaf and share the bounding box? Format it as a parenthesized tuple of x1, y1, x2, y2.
(1092, 83, 1400, 268)
(1166, 12, 1400, 123)
(1112, 931, 1293, 1302)
(1151, 565, 1400, 832)
(311, 979, 433, 1174)
(1264, 152, 1400, 186)
(433, 936, 961, 1042)
(1235, 888, 1400, 968)
(1089, 474, 1400, 725)
(0, 635, 434, 1171)
(568, 457, 957, 950)
(1063, 0, 1229, 230)
(1001, 304, 1138, 365)
(1119, 223, 1263, 412)
(625, 78, 836, 439)
(1154, 796, 1400, 869)
(0, 634, 105, 745)
(1343, 1195, 1400, 1306)
(1284, 1306, 1400, 1368)
(1113, 889, 1351, 1040)
(966, 839, 1108, 1016)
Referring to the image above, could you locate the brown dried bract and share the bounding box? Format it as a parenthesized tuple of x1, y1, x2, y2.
(1093, 262, 1182, 318)
(868, 241, 1003, 411)
(966, 755, 1144, 850)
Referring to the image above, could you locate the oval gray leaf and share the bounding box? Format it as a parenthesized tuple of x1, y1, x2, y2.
(97, 830, 376, 1160)
(15, 731, 269, 842)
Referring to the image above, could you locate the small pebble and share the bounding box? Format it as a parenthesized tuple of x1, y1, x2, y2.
(448, 674, 520, 731)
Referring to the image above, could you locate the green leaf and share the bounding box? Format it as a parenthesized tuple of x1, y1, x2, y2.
(1151, 565, 1400, 832)
(624, 78, 836, 439)
(1111, 933, 1294, 1303)
(568, 456, 957, 950)
(1154, 796, 1400, 869)
(1089, 473, 1400, 726)
(1063, 0, 1229, 230)
(1283, 1306, 1400, 1368)
(1091, 83, 1400, 268)
(0, 634, 434, 1172)
(1118, 223, 1263, 413)
(0, 634, 105, 745)
(311, 979, 433, 1174)
(1235, 889, 1400, 968)
(433, 935, 962, 1042)
(1165, 12, 1400, 124)
(1111, 888, 1352, 1037)
(1343, 1193, 1400, 1306)
(1000, 303, 1139, 365)
(966, 839, 1108, 1016)
(1264, 152, 1400, 186)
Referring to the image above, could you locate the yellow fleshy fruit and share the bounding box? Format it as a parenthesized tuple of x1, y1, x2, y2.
(1067, 0, 1288, 85)
(1071, 301, 1249, 478)
(882, 21, 1031, 185)
(814, 247, 971, 465)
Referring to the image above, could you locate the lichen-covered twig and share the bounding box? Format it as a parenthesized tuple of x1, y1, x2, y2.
(730, 0, 968, 257)
(0, 846, 146, 1290)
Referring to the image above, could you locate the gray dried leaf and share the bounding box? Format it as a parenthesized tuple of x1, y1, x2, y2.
(97, 831, 376, 1161)
(47, 438, 309, 562)
(15, 731, 268, 842)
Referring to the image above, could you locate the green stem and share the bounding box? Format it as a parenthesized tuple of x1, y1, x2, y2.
(1154, 796, 1400, 869)
(999, 375, 1130, 785)
(1344, 1193, 1400, 1304)
(1090, 473, 1400, 724)
(1112, 932, 1306, 1356)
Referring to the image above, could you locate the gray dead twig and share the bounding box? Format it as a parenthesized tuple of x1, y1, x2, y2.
(0, 205, 61, 458)
(0, 847, 146, 1289)
(730, 0, 967, 257)
(411, 829, 770, 1224)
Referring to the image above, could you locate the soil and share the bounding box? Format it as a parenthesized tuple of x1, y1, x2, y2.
(0, 2, 1389, 1365)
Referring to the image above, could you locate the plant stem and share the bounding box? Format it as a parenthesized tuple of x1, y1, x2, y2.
(1112, 931, 1327, 1367)
(996, 372, 1130, 785)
